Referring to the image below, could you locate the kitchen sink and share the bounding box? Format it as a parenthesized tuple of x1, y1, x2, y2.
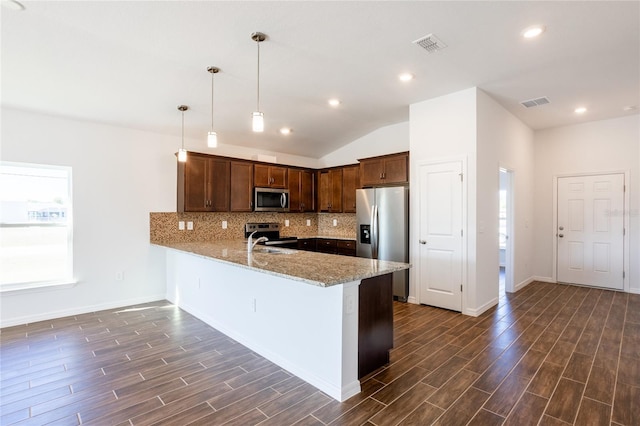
(252, 247, 297, 255)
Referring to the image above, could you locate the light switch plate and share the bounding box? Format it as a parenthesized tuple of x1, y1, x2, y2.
(187, 221, 194, 230)
(178, 221, 185, 230)
(306, 219, 311, 226)
(333, 219, 338, 226)
(285, 219, 290, 227)
(222, 220, 227, 229)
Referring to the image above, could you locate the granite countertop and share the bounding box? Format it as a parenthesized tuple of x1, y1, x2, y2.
(154, 240, 410, 287)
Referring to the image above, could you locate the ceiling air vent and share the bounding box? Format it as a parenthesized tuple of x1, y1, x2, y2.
(520, 96, 550, 108)
(412, 34, 447, 53)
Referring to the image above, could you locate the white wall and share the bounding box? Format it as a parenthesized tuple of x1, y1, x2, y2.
(0, 108, 179, 326)
(319, 122, 409, 168)
(477, 90, 535, 298)
(409, 88, 536, 316)
(533, 115, 640, 293)
(409, 87, 478, 314)
(196, 143, 321, 169)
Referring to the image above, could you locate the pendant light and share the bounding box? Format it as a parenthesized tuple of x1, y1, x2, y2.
(251, 32, 266, 132)
(207, 66, 219, 148)
(177, 105, 188, 162)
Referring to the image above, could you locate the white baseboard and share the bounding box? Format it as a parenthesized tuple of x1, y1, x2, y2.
(407, 296, 418, 305)
(629, 287, 640, 295)
(532, 276, 556, 284)
(0, 294, 166, 328)
(465, 297, 498, 317)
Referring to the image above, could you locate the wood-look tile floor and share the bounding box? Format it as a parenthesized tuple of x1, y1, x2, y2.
(1, 282, 638, 425)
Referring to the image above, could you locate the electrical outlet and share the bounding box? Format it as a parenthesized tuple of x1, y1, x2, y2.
(285, 219, 290, 227)
(187, 221, 194, 230)
(306, 219, 311, 226)
(333, 219, 338, 226)
(178, 221, 185, 230)
(222, 220, 227, 229)
(115, 271, 124, 281)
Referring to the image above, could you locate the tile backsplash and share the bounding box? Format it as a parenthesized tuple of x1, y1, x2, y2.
(150, 212, 356, 244)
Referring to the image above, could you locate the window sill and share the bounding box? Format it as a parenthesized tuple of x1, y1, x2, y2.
(0, 280, 78, 295)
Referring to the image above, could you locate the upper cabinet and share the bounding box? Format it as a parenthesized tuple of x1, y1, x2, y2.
(254, 164, 287, 188)
(359, 152, 409, 187)
(342, 165, 360, 213)
(230, 161, 254, 212)
(177, 153, 229, 212)
(318, 168, 343, 212)
(288, 168, 315, 212)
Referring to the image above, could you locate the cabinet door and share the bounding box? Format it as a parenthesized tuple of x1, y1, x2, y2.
(301, 170, 315, 212)
(270, 166, 288, 188)
(342, 165, 359, 213)
(330, 169, 343, 212)
(254, 164, 270, 187)
(316, 238, 338, 254)
(209, 159, 230, 211)
(183, 154, 210, 212)
(383, 154, 408, 184)
(318, 171, 331, 211)
(288, 168, 302, 212)
(230, 162, 253, 212)
(360, 159, 384, 187)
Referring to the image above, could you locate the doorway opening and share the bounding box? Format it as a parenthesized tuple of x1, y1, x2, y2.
(499, 168, 514, 296)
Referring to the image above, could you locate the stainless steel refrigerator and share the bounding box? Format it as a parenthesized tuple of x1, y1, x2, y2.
(356, 187, 409, 301)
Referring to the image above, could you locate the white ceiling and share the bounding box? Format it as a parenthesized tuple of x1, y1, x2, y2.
(2, 1, 639, 159)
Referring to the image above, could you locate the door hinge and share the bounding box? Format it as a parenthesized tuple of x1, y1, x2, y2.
(460, 284, 463, 292)
(461, 229, 463, 237)
(623, 271, 625, 278)
(459, 173, 463, 182)
(623, 228, 626, 236)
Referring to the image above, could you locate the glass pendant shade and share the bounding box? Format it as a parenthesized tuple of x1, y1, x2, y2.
(207, 131, 218, 148)
(178, 148, 187, 162)
(252, 111, 264, 132)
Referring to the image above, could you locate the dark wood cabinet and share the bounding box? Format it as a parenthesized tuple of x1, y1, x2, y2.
(178, 153, 229, 212)
(230, 161, 253, 212)
(296, 238, 317, 252)
(288, 168, 315, 212)
(254, 164, 287, 188)
(318, 168, 343, 212)
(342, 165, 359, 213)
(358, 273, 393, 378)
(359, 152, 409, 187)
(337, 240, 356, 256)
(316, 238, 338, 254)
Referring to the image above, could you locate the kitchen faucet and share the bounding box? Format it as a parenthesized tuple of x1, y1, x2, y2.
(247, 230, 268, 252)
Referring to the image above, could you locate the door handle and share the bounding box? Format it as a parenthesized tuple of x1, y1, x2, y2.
(419, 240, 427, 244)
(371, 205, 379, 259)
(558, 234, 564, 238)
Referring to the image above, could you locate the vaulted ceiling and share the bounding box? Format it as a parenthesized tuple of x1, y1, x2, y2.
(2, 1, 638, 158)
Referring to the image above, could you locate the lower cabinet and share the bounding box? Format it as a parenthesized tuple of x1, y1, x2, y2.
(297, 238, 356, 256)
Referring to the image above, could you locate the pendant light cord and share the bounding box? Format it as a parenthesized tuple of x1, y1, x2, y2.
(211, 72, 219, 132)
(256, 39, 260, 111)
(181, 110, 185, 149)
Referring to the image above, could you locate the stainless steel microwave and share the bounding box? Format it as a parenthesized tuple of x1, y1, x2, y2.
(254, 187, 290, 212)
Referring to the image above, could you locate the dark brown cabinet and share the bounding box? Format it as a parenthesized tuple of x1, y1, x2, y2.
(230, 161, 253, 212)
(288, 168, 315, 212)
(337, 240, 356, 256)
(342, 165, 359, 213)
(359, 152, 409, 187)
(300, 238, 356, 256)
(254, 164, 287, 188)
(318, 168, 343, 212)
(178, 153, 229, 212)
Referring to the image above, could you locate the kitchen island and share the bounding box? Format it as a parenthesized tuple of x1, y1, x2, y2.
(156, 240, 410, 401)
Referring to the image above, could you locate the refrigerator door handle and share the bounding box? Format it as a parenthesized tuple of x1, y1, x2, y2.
(371, 204, 379, 259)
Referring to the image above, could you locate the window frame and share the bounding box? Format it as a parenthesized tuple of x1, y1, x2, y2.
(0, 161, 75, 293)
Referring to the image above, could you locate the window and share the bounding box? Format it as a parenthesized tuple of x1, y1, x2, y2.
(0, 162, 73, 289)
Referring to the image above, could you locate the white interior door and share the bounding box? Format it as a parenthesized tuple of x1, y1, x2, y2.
(557, 174, 624, 289)
(418, 161, 463, 311)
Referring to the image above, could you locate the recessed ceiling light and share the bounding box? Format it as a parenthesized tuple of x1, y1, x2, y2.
(522, 25, 545, 39)
(398, 73, 414, 82)
(328, 99, 341, 107)
(280, 127, 292, 135)
(574, 107, 587, 114)
(1, 0, 25, 10)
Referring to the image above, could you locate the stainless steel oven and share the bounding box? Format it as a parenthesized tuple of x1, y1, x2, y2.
(254, 187, 290, 212)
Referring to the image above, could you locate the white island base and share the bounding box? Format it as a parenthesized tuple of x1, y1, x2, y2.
(165, 249, 361, 401)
